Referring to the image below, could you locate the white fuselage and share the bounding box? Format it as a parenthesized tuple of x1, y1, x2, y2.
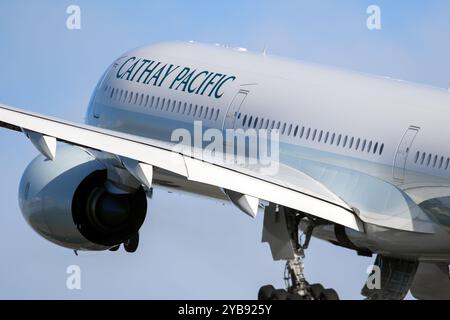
(86, 42, 450, 260)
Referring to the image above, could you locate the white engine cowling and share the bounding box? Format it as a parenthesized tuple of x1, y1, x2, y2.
(19, 145, 147, 250)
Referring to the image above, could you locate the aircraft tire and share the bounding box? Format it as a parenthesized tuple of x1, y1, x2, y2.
(271, 289, 289, 300)
(258, 285, 275, 300)
(320, 288, 339, 300)
(124, 233, 139, 253)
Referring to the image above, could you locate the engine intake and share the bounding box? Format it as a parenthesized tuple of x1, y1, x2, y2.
(19, 145, 147, 250)
(73, 170, 146, 247)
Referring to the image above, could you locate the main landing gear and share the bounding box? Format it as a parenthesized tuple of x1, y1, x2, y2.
(259, 204, 340, 300)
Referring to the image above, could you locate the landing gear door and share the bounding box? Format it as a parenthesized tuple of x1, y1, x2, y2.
(222, 90, 248, 130)
(393, 126, 420, 181)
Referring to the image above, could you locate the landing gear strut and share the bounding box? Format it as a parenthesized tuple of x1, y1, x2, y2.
(259, 204, 339, 300)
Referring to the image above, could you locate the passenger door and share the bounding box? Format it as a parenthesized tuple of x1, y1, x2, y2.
(222, 90, 249, 130)
(393, 126, 420, 181)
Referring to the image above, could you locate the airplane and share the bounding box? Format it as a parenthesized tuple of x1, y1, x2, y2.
(1, 41, 450, 300)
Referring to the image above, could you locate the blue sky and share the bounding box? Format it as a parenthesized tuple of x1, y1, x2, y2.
(0, 0, 449, 299)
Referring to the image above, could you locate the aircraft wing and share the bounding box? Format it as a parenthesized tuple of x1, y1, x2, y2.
(0, 103, 363, 232)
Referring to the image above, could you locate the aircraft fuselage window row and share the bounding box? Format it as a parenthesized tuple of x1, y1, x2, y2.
(105, 86, 220, 122)
(104, 85, 385, 158)
(237, 112, 385, 156)
(414, 151, 450, 170)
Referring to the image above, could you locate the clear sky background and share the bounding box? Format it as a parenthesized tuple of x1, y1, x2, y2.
(0, 0, 450, 300)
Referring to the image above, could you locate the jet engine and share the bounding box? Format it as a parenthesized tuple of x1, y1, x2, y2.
(18, 145, 147, 251)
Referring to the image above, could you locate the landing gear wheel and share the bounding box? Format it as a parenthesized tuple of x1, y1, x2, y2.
(320, 288, 339, 300)
(258, 285, 275, 300)
(272, 289, 288, 300)
(310, 283, 325, 299)
(124, 233, 139, 253)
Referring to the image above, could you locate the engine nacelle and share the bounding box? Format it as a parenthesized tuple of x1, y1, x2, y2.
(19, 145, 147, 250)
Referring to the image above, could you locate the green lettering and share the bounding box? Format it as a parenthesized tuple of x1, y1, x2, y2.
(176, 69, 197, 92)
(130, 59, 152, 82)
(158, 64, 180, 87)
(145, 64, 166, 86)
(213, 76, 236, 98)
(170, 67, 191, 89)
(138, 61, 160, 83)
(208, 74, 226, 97)
(195, 72, 214, 95)
(188, 71, 209, 93)
(200, 73, 222, 96)
(116, 57, 136, 79)
(122, 58, 141, 80)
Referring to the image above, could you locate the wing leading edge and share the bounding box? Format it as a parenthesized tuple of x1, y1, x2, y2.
(0, 103, 364, 232)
